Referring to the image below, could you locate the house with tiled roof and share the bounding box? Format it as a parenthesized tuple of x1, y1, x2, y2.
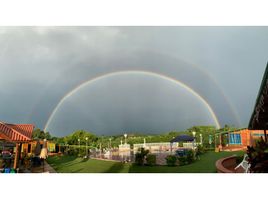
(0, 121, 34, 169)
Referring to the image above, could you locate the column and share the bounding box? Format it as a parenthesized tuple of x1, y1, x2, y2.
(13, 143, 21, 169)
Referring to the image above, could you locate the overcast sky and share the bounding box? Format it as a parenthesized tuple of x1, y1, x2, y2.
(0, 27, 268, 136)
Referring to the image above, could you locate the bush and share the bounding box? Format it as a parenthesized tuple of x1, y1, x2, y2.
(166, 155, 177, 166)
(146, 154, 156, 166)
(135, 153, 144, 165)
(186, 149, 195, 163)
(178, 156, 188, 166)
(135, 148, 149, 165)
(196, 145, 206, 156)
(247, 137, 268, 172)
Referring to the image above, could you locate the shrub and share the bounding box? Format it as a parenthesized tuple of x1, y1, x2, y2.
(135, 148, 149, 165)
(166, 155, 177, 166)
(186, 149, 195, 163)
(146, 154, 156, 166)
(196, 145, 205, 156)
(178, 156, 188, 166)
(247, 137, 268, 172)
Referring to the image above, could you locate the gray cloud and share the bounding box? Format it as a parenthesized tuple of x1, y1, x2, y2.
(0, 27, 267, 136)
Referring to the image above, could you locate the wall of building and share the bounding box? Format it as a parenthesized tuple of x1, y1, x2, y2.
(228, 129, 265, 148)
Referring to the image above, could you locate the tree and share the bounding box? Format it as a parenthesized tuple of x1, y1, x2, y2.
(32, 128, 51, 140)
(135, 148, 149, 165)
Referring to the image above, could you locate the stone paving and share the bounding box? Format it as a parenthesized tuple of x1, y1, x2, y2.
(30, 161, 56, 173)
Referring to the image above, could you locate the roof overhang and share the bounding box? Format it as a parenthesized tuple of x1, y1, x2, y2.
(249, 62, 268, 130)
(215, 128, 247, 135)
(0, 121, 34, 142)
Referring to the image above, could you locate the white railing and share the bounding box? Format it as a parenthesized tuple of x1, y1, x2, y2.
(134, 142, 178, 148)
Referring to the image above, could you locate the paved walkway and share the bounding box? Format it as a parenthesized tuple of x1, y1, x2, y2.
(31, 161, 56, 173)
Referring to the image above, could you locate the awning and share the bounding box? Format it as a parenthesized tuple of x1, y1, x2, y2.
(170, 134, 194, 143)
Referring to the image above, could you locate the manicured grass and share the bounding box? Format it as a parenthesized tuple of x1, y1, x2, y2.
(47, 156, 129, 173)
(47, 151, 244, 173)
(129, 151, 244, 173)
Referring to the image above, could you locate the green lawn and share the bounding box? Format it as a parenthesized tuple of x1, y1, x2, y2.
(47, 151, 244, 173)
(47, 156, 130, 173)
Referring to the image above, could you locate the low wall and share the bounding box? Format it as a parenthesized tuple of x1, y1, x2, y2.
(215, 155, 238, 173)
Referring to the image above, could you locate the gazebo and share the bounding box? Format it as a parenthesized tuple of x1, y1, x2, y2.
(170, 134, 195, 152)
(0, 121, 34, 169)
(170, 134, 194, 143)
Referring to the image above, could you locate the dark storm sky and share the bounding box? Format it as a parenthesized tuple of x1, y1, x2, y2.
(0, 27, 268, 136)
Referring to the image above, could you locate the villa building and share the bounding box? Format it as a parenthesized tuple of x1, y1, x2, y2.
(216, 128, 265, 151)
(217, 62, 268, 151)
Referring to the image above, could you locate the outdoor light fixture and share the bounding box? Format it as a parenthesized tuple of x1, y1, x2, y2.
(124, 133, 127, 144)
(85, 137, 88, 158)
(200, 134, 203, 145)
(192, 131, 196, 137)
(78, 138, 80, 155)
(192, 131, 196, 149)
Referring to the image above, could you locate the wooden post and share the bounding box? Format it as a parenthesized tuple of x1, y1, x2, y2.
(214, 134, 217, 149)
(264, 129, 267, 143)
(13, 143, 20, 169)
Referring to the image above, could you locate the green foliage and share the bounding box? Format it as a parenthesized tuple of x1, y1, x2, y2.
(47, 151, 244, 173)
(135, 148, 149, 165)
(186, 149, 195, 163)
(32, 128, 51, 140)
(165, 155, 177, 166)
(247, 137, 268, 172)
(146, 154, 156, 166)
(177, 149, 196, 166)
(65, 130, 98, 146)
(178, 156, 188, 166)
(235, 155, 244, 164)
(196, 145, 206, 156)
(48, 125, 242, 153)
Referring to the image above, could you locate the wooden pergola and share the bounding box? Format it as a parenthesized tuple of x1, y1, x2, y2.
(249, 62, 268, 142)
(0, 121, 34, 169)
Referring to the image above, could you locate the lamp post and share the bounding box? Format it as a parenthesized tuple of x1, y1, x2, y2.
(209, 135, 212, 149)
(192, 131, 196, 149)
(124, 133, 127, 144)
(199, 134, 203, 146)
(143, 138, 146, 148)
(215, 135, 218, 150)
(109, 138, 112, 149)
(78, 138, 80, 156)
(85, 137, 88, 158)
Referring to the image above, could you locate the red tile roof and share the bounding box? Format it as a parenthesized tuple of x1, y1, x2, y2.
(0, 121, 34, 142)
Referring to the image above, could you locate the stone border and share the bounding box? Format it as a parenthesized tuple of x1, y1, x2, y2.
(215, 155, 238, 173)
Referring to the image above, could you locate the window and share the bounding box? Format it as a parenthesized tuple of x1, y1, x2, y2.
(229, 133, 241, 144)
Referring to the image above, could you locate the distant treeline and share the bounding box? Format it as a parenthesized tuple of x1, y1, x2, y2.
(32, 125, 237, 148)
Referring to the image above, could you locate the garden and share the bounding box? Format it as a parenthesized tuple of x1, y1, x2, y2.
(47, 150, 244, 173)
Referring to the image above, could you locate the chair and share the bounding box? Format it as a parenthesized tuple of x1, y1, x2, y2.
(235, 154, 251, 173)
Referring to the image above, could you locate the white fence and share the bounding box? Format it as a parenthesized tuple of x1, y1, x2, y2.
(133, 142, 178, 153)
